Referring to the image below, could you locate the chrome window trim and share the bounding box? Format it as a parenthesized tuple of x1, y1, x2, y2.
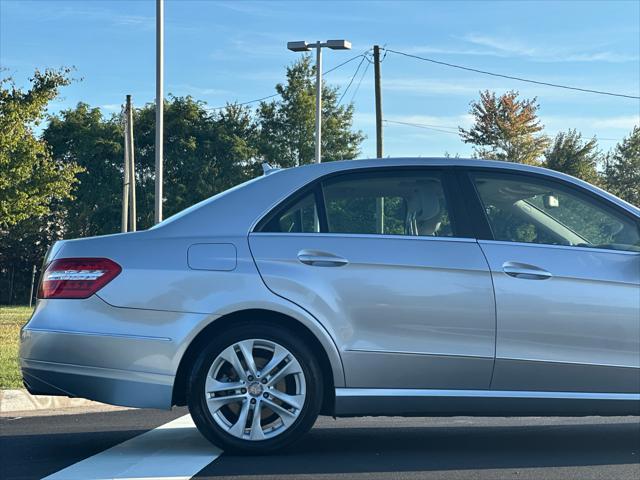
(478, 239, 640, 256)
(336, 388, 640, 401)
(250, 165, 468, 236)
(249, 231, 477, 244)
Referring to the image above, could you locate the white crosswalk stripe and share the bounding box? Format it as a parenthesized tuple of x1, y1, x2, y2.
(43, 414, 222, 480)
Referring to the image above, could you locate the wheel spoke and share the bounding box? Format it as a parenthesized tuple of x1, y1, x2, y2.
(205, 377, 244, 394)
(260, 345, 289, 379)
(219, 345, 247, 381)
(229, 399, 251, 437)
(266, 358, 303, 387)
(237, 340, 258, 378)
(249, 400, 265, 440)
(262, 398, 297, 428)
(268, 389, 304, 411)
(206, 393, 245, 413)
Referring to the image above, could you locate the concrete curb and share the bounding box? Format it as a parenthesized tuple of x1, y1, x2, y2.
(0, 389, 109, 413)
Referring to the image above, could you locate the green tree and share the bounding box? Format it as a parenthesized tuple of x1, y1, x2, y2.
(256, 56, 364, 167)
(0, 68, 82, 303)
(0, 69, 81, 228)
(43, 103, 123, 237)
(460, 90, 549, 165)
(544, 129, 602, 185)
(605, 126, 640, 206)
(132, 96, 258, 228)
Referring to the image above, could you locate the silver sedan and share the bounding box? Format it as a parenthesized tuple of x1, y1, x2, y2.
(20, 158, 640, 454)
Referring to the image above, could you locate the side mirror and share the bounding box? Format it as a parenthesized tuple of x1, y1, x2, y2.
(543, 194, 559, 208)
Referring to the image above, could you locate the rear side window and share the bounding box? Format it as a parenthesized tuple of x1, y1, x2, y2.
(322, 171, 453, 237)
(259, 169, 458, 237)
(262, 191, 320, 233)
(471, 172, 640, 252)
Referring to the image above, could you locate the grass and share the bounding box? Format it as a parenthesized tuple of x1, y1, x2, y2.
(0, 306, 32, 389)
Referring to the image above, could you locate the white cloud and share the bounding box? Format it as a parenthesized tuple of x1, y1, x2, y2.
(542, 114, 640, 131)
(169, 84, 230, 97)
(382, 78, 480, 96)
(460, 33, 639, 63)
(100, 104, 122, 112)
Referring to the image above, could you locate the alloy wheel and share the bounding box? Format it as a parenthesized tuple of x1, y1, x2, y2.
(204, 339, 307, 441)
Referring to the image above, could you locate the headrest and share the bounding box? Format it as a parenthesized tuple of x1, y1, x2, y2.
(406, 182, 441, 221)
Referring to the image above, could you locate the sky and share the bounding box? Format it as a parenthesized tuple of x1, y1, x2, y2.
(1, 0, 639, 159)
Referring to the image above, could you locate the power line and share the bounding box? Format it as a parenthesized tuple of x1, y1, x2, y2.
(208, 93, 280, 111)
(384, 48, 640, 100)
(350, 58, 371, 103)
(338, 55, 367, 106)
(208, 53, 367, 111)
(384, 119, 460, 135)
(325, 52, 367, 75)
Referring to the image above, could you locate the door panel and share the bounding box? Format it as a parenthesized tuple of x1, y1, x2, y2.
(480, 242, 640, 393)
(467, 169, 640, 393)
(249, 233, 496, 389)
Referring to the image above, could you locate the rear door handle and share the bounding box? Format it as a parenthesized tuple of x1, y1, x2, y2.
(502, 261, 552, 280)
(297, 250, 349, 267)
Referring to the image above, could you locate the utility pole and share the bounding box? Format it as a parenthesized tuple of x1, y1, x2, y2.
(121, 102, 130, 233)
(314, 42, 323, 164)
(28, 265, 36, 308)
(287, 39, 351, 164)
(154, 0, 164, 224)
(373, 45, 383, 158)
(126, 95, 137, 231)
(373, 45, 384, 233)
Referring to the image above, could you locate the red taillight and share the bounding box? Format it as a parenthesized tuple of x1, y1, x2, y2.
(37, 258, 122, 299)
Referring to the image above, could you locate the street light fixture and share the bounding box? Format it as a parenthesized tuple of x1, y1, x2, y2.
(287, 39, 352, 163)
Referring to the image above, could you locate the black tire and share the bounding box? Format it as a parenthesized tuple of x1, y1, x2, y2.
(187, 321, 323, 454)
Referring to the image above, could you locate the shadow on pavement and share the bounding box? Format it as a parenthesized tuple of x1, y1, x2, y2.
(203, 421, 640, 476)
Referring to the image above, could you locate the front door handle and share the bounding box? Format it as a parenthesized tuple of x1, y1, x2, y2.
(502, 261, 552, 280)
(297, 250, 349, 267)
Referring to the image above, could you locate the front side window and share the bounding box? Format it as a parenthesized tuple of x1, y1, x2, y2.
(472, 172, 640, 252)
(322, 171, 454, 237)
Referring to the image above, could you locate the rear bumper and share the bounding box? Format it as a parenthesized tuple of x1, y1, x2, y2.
(19, 296, 211, 409)
(21, 359, 173, 408)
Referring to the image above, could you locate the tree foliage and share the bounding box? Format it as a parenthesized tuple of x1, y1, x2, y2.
(0, 69, 83, 303)
(605, 126, 640, 207)
(43, 103, 123, 237)
(544, 129, 602, 185)
(460, 90, 549, 165)
(132, 97, 258, 228)
(256, 55, 364, 167)
(0, 69, 82, 228)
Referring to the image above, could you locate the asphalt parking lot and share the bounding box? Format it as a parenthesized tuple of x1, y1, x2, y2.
(1, 408, 639, 480)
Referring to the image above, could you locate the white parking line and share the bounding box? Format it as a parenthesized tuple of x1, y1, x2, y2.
(43, 414, 222, 480)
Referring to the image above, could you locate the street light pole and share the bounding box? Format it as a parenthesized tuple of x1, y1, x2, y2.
(154, 0, 164, 224)
(314, 42, 322, 164)
(287, 39, 351, 164)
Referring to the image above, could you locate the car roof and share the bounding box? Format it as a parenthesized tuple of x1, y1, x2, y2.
(269, 157, 639, 214)
(153, 157, 638, 238)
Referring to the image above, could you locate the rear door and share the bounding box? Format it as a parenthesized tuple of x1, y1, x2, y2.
(462, 169, 640, 393)
(249, 167, 497, 390)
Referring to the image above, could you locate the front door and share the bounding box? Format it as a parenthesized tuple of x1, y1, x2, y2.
(467, 170, 640, 393)
(249, 168, 496, 390)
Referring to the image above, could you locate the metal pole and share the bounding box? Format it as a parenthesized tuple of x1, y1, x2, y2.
(374, 46, 384, 233)
(126, 95, 137, 231)
(28, 265, 36, 308)
(121, 100, 130, 233)
(154, 0, 164, 223)
(373, 45, 383, 158)
(315, 42, 322, 163)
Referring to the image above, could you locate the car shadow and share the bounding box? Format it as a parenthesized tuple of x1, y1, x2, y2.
(204, 420, 640, 476)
